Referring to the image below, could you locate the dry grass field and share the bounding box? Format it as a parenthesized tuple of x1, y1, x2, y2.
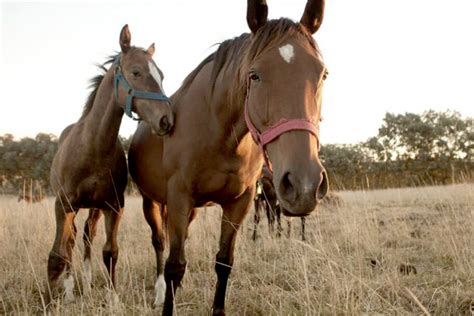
(0, 184, 473, 315)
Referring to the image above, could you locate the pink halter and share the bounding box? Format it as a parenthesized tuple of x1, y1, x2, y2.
(244, 81, 321, 170)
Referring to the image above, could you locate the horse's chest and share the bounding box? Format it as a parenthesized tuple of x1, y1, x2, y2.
(194, 170, 249, 204)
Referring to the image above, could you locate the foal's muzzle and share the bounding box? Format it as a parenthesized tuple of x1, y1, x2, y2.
(144, 103, 174, 136)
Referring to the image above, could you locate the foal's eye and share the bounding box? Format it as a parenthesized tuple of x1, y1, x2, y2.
(132, 70, 141, 78)
(249, 71, 260, 82)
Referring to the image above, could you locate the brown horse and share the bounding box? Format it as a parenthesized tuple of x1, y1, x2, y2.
(128, 1, 328, 314)
(48, 25, 173, 303)
(18, 194, 44, 203)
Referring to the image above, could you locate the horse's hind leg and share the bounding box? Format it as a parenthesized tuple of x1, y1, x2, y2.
(301, 217, 306, 241)
(102, 206, 123, 290)
(212, 188, 253, 315)
(287, 217, 292, 238)
(82, 208, 102, 290)
(266, 201, 276, 235)
(276, 205, 283, 238)
(142, 196, 167, 307)
(47, 197, 77, 303)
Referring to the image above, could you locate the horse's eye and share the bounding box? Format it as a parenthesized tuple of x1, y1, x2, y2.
(132, 71, 141, 78)
(249, 71, 260, 82)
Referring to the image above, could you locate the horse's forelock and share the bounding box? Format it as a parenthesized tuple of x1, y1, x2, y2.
(234, 18, 318, 103)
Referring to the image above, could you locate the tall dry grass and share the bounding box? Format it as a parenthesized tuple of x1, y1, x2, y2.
(0, 184, 473, 315)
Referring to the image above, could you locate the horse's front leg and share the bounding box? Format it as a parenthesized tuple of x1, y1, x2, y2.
(212, 187, 254, 316)
(162, 185, 194, 316)
(142, 196, 167, 307)
(102, 204, 124, 290)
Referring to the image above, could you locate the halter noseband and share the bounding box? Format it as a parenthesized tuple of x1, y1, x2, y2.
(113, 54, 170, 120)
(244, 80, 321, 169)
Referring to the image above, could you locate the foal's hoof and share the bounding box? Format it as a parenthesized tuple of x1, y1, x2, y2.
(63, 274, 76, 303)
(153, 275, 166, 308)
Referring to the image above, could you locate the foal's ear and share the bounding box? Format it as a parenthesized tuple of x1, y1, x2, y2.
(119, 24, 132, 53)
(300, 0, 325, 34)
(146, 43, 155, 56)
(247, 0, 268, 34)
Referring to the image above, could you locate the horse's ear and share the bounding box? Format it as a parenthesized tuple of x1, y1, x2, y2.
(119, 24, 132, 53)
(300, 0, 325, 34)
(146, 43, 155, 56)
(247, 0, 268, 34)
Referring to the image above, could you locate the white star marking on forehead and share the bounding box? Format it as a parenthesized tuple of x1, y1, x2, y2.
(148, 60, 165, 92)
(278, 44, 294, 63)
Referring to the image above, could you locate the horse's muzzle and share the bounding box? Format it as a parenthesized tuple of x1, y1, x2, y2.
(276, 167, 328, 216)
(145, 103, 174, 136)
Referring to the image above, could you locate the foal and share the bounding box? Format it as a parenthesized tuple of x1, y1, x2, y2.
(48, 25, 173, 302)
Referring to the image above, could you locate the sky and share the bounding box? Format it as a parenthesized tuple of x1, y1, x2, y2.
(1, 0, 473, 145)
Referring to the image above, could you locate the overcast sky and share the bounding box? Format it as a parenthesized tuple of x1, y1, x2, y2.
(1, 0, 473, 145)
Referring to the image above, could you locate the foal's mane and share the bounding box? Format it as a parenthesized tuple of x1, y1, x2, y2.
(174, 18, 318, 105)
(80, 54, 118, 119)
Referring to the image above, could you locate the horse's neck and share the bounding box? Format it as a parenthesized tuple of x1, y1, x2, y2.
(82, 70, 123, 150)
(207, 65, 249, 150)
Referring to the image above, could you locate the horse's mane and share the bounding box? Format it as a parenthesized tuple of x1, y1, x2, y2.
(175, 33, 250, 99)
(80, 54, 118, 119)
(174, 18, 318, 104)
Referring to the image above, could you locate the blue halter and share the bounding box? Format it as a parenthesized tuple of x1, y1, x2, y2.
(113, 54, 170, 120)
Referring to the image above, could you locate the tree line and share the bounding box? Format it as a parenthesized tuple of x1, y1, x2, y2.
(1, 110, 472, 194)
(321, 110, 473, 190)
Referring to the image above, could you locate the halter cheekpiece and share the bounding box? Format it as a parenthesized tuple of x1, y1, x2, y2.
(113, 54, 170, 120)
(244, 80, 321, 170)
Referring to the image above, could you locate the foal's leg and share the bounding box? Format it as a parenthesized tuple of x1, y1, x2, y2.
(212, 188, 253, 315)
(163, 188, 194, 316)
(82, 208, 102, 290)
(47, 197, 77, 303)
(102, 206, 123, 289)
(142, 196, 167, 307)
(252, 198, 261, 241)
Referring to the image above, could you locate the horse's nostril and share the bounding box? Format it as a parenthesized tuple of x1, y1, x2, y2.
(159, 116, 170, 131)
(317, 170, 329, 200)
(279, 172, 296, 204)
